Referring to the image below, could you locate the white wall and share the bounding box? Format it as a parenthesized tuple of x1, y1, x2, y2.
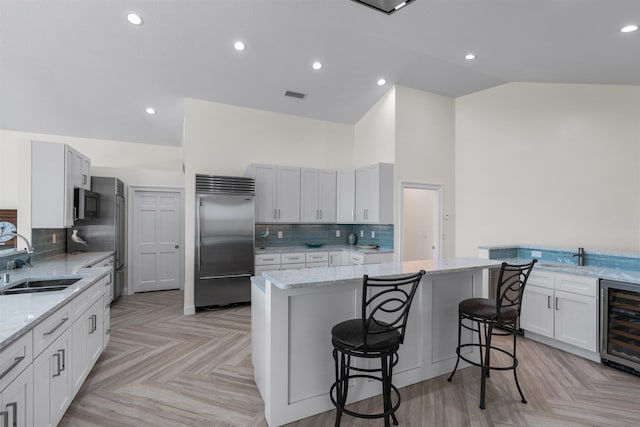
(394, 86, 456, 257)
(353, 87, 396, 167)
(0, 129, 183, 247)
(182, 98, 354, 313)
(455, 83, 640, 256)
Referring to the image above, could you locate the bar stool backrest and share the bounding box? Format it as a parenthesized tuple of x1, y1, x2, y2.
(361, 270, 425, 349)
(495, 260, 537, 316)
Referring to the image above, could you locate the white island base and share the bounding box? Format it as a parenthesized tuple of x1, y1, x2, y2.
(251, 258, 501, 426)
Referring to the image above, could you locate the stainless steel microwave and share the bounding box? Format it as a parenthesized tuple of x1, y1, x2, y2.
(74, 188, 100, 220)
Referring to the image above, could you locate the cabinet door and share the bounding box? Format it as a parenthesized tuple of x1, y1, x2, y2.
(329, 251, 343, 267)
(34, 328, 72, 427)
(355, 167, 370, 223)
(318, 170, 336, 223)
(276, 167, 300, 223)
(554, 290, 598, 352)
(252, 165, 277, 223)
(81, 155, 91, 190)
(300, 168, 320, 222)
(87, 299, 104, 368)
(71, 317, 89, 396)
(64, 146, 75, 227)
(0, 365, 33, 427)
(336, 170, 355, 223)
(520, 285, 554, 338)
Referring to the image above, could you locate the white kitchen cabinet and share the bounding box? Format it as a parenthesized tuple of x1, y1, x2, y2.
(31, 141, 92, 228)
(281, 252, 306, 270)
(346, 250, 394, 265)
(34, 328, 72, 427)
(71, 298, 103, 396)
(0, 332, 33, 427)
(329, 251, 343, 267)
(300, 169, 336, 223)
(521, 270, 598, 353)
(355, 163, 394, 224)
(247, 164, 301, 223)
(336, 170, 355, 223)
(73, 150, 91, 190)
(0, 365, 33, 427)
(255, 253, 281, 276)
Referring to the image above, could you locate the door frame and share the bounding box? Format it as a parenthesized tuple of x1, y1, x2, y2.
(127, 186, 185, 295)
(399, 182, 444, 261)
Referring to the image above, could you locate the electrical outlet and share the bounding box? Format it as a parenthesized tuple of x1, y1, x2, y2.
(531, 250, 542, 258)
(360, 230, 364, 237)
(52, 234, 56, 244)
(336, 230, 340, 237)
(371, 231, 375, 238)
(278, 231, 283, 239)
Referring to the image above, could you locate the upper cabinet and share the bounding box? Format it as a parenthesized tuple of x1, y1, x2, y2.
(355, 163, 394, 224)
(300, 169, 336, 223)
(31, 141, 92, 228)
(247, 164, 300, 223)
(336, 170, 355, 223)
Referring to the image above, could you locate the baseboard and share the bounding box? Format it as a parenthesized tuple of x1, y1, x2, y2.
(524, 331, 600, 363)
(183, 305, 196, 316)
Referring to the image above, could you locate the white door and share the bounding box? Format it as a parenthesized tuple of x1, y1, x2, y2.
(400, 183, 443, 261)
(132, 190, 183, 293)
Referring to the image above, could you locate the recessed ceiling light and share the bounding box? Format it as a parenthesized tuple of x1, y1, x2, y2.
(465, 53, 477, 60)
(620, 24, 639, 33)
(234, 41, 246, 51)
(127, 13, 143, 26)
(145, 107, 156, 115)
(377, 78, 386, 86)
(312, 61, 322, 70)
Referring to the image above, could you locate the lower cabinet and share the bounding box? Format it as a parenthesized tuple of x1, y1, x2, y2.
(0, 365, 33, 427)
(521, 271, 598, 353)
(71, 298, 104, 395)
(34, 328, 72, 427)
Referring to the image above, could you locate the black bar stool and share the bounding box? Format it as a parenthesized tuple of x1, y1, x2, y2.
(447, 260, 536, 409)
(329, 270, 425, 427)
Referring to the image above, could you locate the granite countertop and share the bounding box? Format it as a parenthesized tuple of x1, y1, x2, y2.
(497, 257, 640, 286)
(255, 245, 394, 255)
(0, 251, 113, 351)
(262, 258, 501, 290)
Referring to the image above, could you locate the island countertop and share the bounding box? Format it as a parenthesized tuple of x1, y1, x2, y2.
(262, 257, 502, 290)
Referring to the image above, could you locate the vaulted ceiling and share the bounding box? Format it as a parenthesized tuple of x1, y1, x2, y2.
(1, 0, 638, 146)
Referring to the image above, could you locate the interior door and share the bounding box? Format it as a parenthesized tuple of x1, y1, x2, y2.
(132, 190, 183, 293)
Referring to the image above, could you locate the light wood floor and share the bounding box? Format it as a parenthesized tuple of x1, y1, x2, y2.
(60, 290, 640, 427)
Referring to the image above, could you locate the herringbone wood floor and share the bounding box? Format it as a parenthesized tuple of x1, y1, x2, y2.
(60, 290, 640, 427)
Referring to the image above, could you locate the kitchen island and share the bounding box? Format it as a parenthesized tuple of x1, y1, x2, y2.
(251, 258, 501, 426)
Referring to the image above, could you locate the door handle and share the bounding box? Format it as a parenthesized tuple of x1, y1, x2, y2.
(547, 295, 551, 309)
(555, 297, 559, 311)
(59, 348, 66, 371)
(52, 353, 61, 377)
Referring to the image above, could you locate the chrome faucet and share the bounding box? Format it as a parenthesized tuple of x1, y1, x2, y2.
(0, 231, 34, 254)
(571, 247, 585, 266)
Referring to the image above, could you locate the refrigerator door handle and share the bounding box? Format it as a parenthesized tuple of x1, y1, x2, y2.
(200, 273, 253, 280)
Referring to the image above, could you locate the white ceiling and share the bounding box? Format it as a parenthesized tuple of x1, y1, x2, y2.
(1, 0, 639, 147)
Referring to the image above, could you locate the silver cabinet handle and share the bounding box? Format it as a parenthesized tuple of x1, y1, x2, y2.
(59, 348, 66, 372)
(262, 258, 275, 261)
(0, 410, 7, 427)
(555, 297, 559, 311)
(44, 317, 68, 336)
(52, 352, 61, 377)
(0, 356, 25, 381)
(547, 295, 551, 309)
(278, 209, 281, 219)
(319, 209, 322, 220)
(6, 402, 16, 427)
(106, 328, 111, 335)
(273, 209, 277, 220)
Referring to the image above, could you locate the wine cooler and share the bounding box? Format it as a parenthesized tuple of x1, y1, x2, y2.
(600, 280, 640, 375)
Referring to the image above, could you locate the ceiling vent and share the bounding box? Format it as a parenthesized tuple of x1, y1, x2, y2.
(351, 0, 415, 15)
(284, 90, 306, 99)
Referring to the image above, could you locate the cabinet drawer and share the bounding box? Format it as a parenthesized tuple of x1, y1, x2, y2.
(33, 303, 72, 357)
(255, 254, 281, 266)
(306, 261, 329, 268)
(527, 270, 555, 289)
(305, 252, 328, 263)
(281, 263, 305, 270)
(0, 331, 33, 391)
(282, 252, 306, 264)
(555, 273, 598, 297)
(349, 253, 365, 265)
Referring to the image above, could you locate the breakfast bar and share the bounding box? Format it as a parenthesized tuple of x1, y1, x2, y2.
(251, 258, 501, 426)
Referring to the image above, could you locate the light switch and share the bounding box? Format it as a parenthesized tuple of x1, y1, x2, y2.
(371, 231, 375, 238)
(360, 230, 364, 237)
(336, 230, 340, 237)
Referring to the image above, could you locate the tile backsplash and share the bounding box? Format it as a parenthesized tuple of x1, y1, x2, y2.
(0, 228, 65, 271)
(255, 223, 394, 249)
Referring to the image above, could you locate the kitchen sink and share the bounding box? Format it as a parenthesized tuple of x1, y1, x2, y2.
(0, 277, 81, 295)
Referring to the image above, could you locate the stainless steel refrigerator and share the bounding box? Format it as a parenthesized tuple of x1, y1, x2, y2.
(67, 176, 126, 301)
(195, 175, 255, 307)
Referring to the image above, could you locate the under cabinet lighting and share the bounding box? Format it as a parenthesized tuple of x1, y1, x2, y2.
(127, 13, 143, 26)
(620, 25, 639, 33)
